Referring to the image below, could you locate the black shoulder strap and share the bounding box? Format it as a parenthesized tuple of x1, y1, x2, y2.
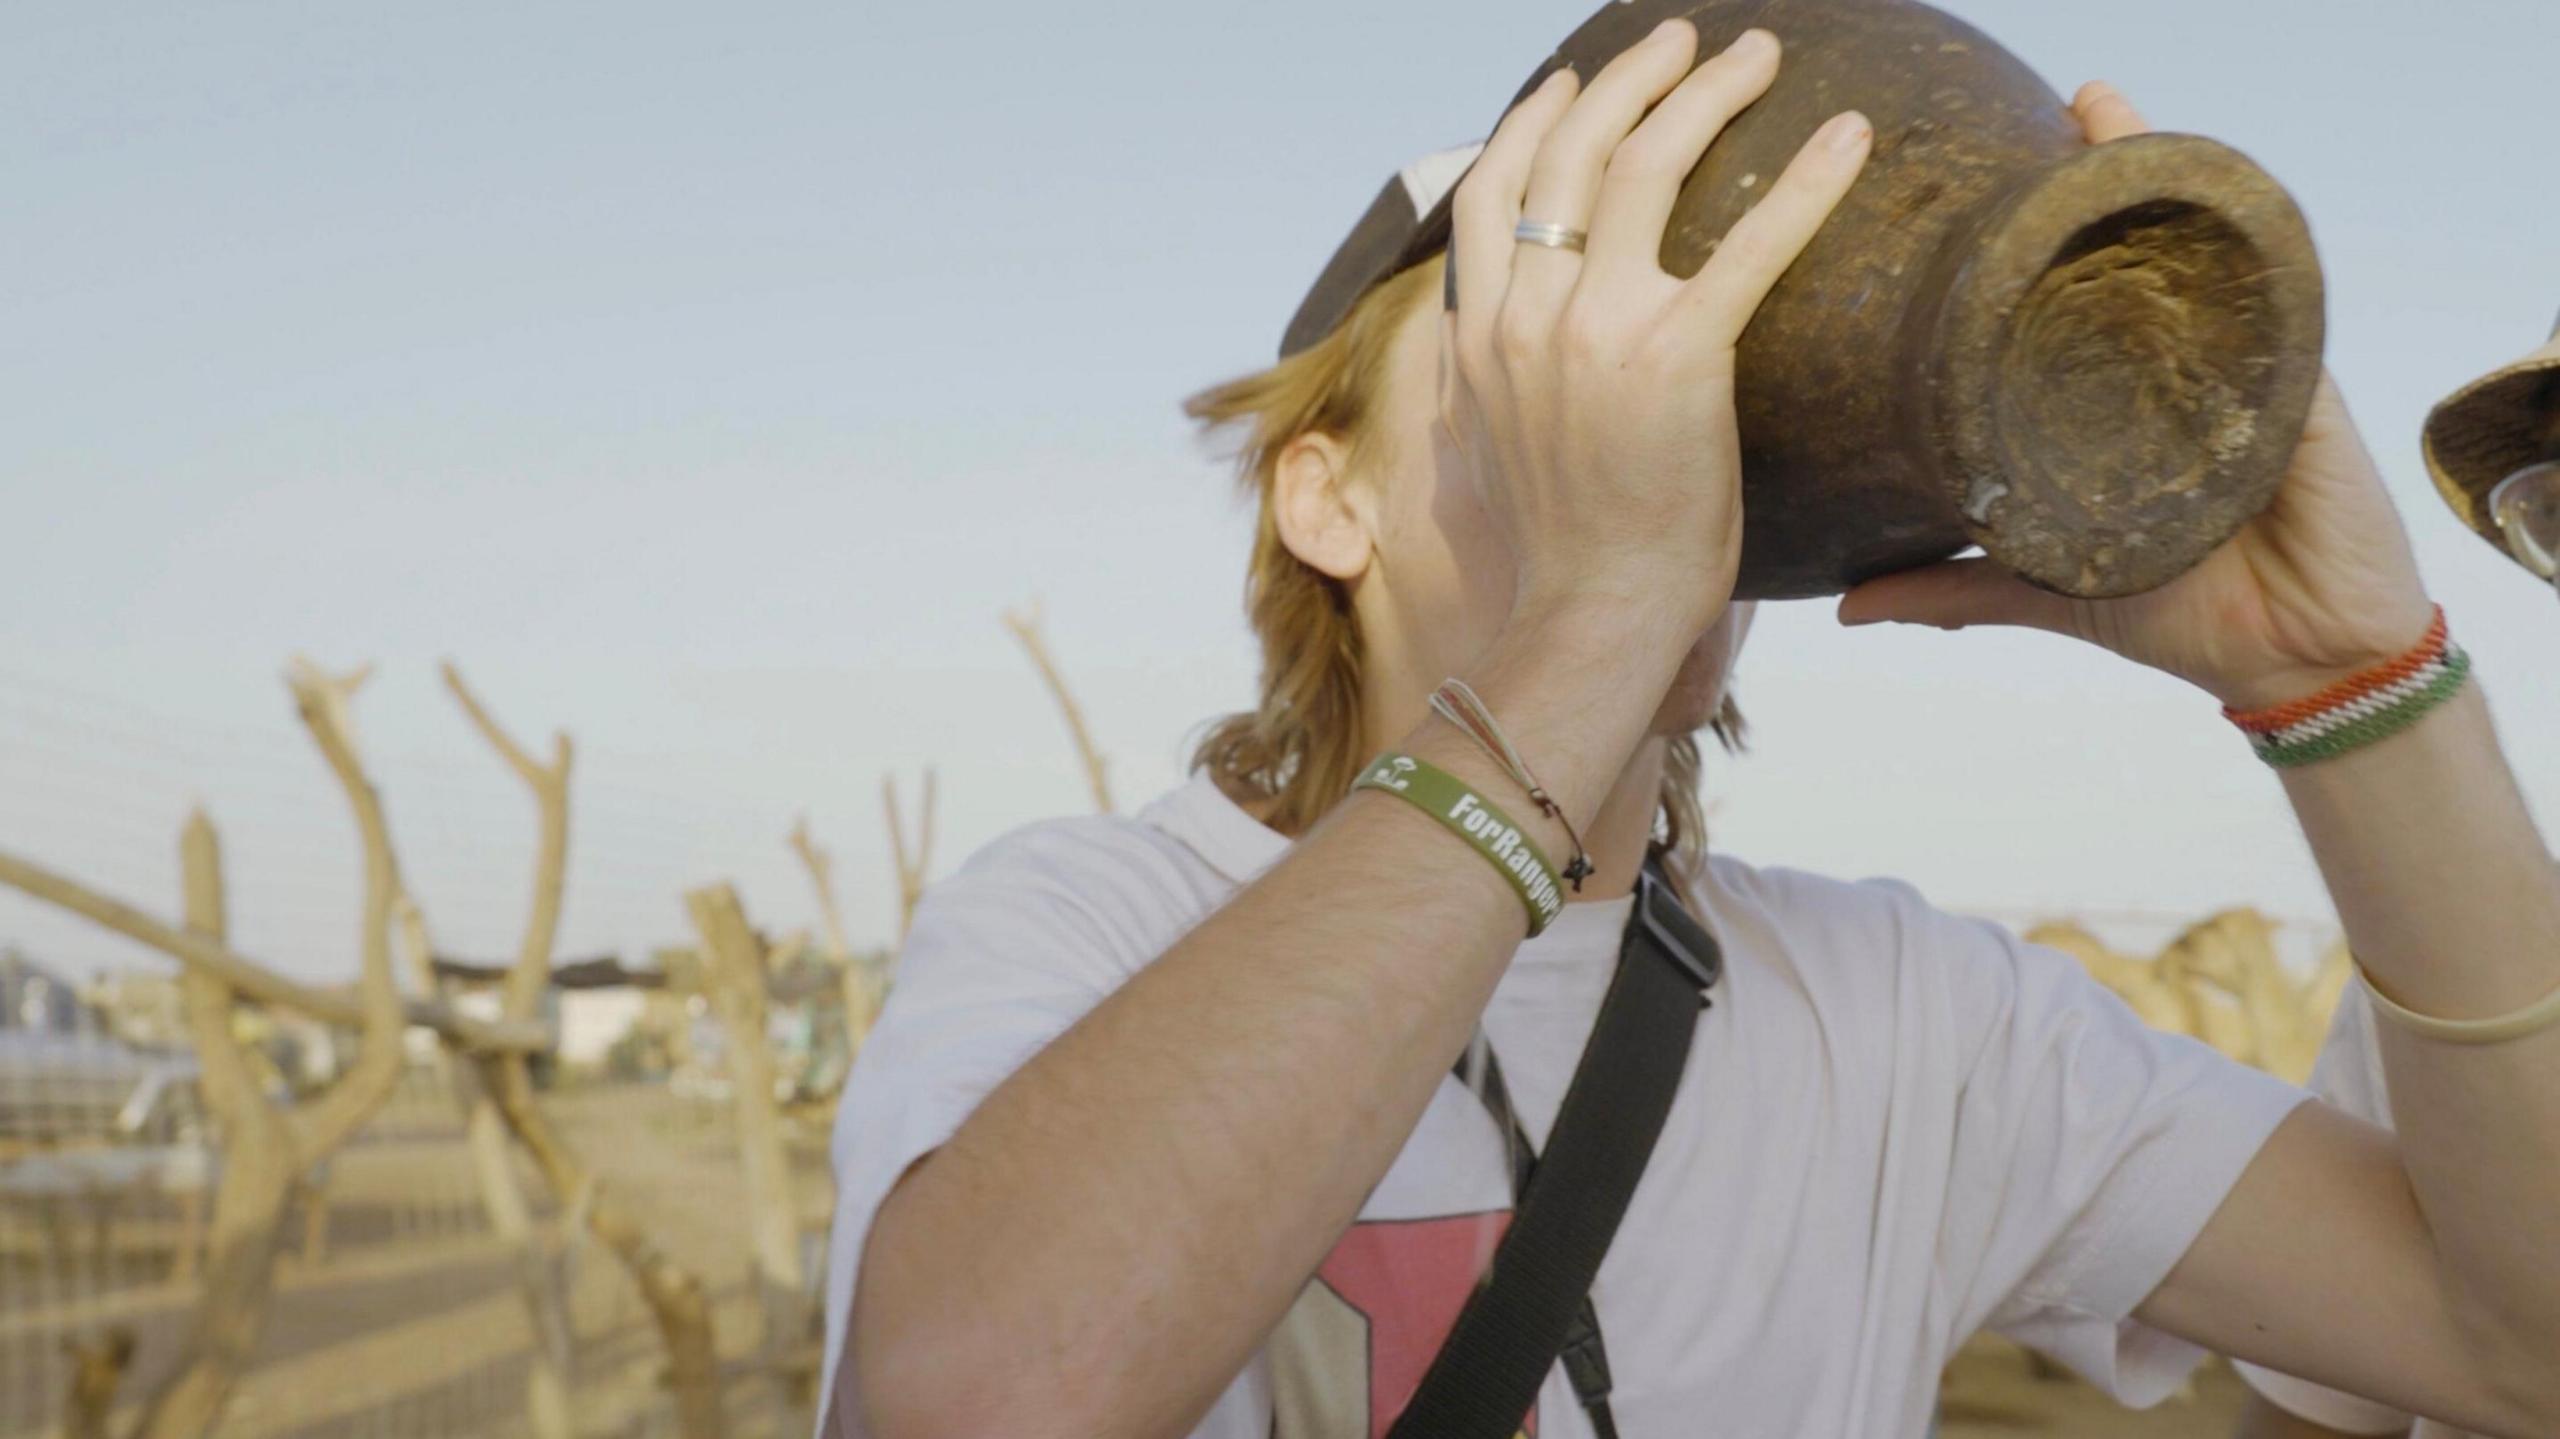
(1388, 851, 1722, 1439)
(1452, 1038, 1626, 1437)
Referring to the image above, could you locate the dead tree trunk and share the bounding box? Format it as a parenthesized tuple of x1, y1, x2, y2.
(479, 1054, 725, 1438)
(445, 662, 724, 1439)
(0, 850, 543, 1055)
(464, 1070, 576, 1439)
(401, 900, 577, 1439)
(685, 884, 810, 1399)
(0, 664, 545, 1439)
(130, 815, 298, 1439)
(1003, 601, 1113, 813)
(788, 817, 875, 1068)
(6, 660, 729, 1439)
(129, 662, 411, 1439)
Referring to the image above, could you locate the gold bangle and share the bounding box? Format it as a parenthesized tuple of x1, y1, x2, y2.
(2357, 962, 2560, 1046)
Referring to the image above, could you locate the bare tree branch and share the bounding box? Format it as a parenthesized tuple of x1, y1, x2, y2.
(882, 770, 937, 942)
(787, 816, 840, 948)
(178, 811, 262, 1126)
(687, 884, 808, 1383)
(132, 813, 302, 1439)
(2036, 909, 2353, 1088)
(477, 1060, 724, 1438)
(30, 680, 555, 1439)
(399, 860, 579, 1439)
(0, 848, 543, 1053)
(283, 659, 416, 1159)
(790, 815, 877, 1060)
(440, 659, 565, 790)
(446, 661, 724, 1439)
(1003, 600, 1113, 813)
(441, 661, 573, 1019)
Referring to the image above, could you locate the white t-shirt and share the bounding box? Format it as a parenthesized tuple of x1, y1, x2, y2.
(2235, 984, 2465, 1437)
(818, 773, 2310, 1438)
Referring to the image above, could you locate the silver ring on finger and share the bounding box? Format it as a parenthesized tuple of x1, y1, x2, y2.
(1513, 219, 1589, 253)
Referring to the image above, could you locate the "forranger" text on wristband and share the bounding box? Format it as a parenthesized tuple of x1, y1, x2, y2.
(1353, 752, 1566, 936)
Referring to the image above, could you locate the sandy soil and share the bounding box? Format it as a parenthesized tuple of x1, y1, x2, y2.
(4, 1081, 836, 1439)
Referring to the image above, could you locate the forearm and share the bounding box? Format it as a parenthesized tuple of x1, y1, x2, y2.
(2280, 683, 2560, 1407)
(852, 600, 1695, 1439)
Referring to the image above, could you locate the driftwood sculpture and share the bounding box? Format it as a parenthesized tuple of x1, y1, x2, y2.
(685, 884, 816, 1401)
(0, 852, 542, 1055)
(882, 770, 938, 942)
(1, 660, 736, 1437)
(789, 815, 878, 1064)
(2157, 911, 2352, 1085)
(31, 661, 413, 1439)
(2030, 909, 2354, 1085)
(1003, 601, 1113, 813)
(398, 879, 575, 1439)
(441, 662, 725, 1439)
(2026, 922, 2193, 1036)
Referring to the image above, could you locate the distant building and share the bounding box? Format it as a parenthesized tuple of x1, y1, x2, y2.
(648, 940, 872, 1100)
(431, 952, 665, 1079)
(82, 968, 187, 1050)
(1, 948, 88, 1034)
(560, 988, 650, 1069)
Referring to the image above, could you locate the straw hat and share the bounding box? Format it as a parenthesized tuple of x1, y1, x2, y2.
(2423, 309, 2560, 573)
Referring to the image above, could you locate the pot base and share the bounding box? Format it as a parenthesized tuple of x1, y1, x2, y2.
(1931, 133, 2326, 598)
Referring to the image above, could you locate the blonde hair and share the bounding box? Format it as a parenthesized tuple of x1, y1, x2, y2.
(1185, 253, 1741, 850)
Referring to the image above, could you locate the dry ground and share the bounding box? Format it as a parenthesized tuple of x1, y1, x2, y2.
(5, 1082, 837, 1439)
(10, 1082, 2254, 1437)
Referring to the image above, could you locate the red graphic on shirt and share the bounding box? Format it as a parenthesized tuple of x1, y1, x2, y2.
(1267, 1210, 1534, 1439)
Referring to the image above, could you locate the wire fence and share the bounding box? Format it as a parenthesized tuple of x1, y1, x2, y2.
(3, 1032, 498, 1437)
(1, 1021, 833, 1439)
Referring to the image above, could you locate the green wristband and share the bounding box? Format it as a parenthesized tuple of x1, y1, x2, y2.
(1353, 752, 1565, 937)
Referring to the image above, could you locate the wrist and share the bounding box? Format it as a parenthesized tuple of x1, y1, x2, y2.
(2220, 601, 2469, 773)
(1506, 575, 1727, 669)
(1452, 601, 1697, 832)
(1511, 517, 1740, 628)
(2204, 592, 2439, 712)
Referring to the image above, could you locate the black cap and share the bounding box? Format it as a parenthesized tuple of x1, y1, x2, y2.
(1278, 141, 1484, 359)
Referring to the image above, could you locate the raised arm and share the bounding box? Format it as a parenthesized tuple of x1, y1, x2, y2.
(1843, 83, 2560, 1439)
(2167, 688, 2545, 1431)
(848, 25, 1872, 1439)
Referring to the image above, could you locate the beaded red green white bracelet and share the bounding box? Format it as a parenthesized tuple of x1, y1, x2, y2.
(2223, 606, 2472, 768)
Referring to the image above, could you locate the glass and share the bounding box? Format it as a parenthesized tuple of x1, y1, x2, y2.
(2488, 460, 2560, 595)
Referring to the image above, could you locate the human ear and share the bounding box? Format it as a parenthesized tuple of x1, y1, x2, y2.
(1272, 432, 1374, 583)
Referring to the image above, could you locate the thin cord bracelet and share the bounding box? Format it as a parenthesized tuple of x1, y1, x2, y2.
(2359, 964, 2560, 1046)
(2223, 606, 2472, 769)
(1353, 752, 1566, 937)
(1428, 678, 1595, 891)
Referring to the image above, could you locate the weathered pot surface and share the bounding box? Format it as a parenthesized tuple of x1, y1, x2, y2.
(1460, 0, 2330, 600)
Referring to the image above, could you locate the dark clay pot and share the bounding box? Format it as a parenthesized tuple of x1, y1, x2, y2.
(1513, 0, 2328, 599)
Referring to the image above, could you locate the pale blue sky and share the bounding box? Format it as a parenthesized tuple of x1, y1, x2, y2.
(5, 0, 2555, 984)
